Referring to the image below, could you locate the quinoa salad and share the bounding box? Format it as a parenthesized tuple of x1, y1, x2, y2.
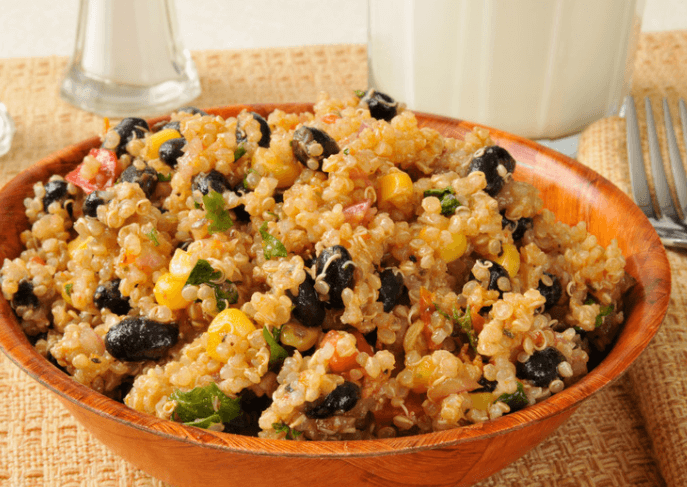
(1, 90, 634, 440)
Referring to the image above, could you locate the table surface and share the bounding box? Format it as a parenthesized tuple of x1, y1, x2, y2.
(0, 33, 686, 487)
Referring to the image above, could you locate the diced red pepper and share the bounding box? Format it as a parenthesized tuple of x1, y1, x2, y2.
(65, 148, 120, 194)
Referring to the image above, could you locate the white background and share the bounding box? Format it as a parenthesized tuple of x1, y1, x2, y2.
(0, 0, 685, 59)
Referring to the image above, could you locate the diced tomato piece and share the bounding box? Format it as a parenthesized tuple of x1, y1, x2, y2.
(65, 148, 120, 194)
(321, 330, 372, 373)
(322, 113, 338, 124)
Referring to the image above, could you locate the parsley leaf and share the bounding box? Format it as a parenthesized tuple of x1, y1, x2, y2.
(343, 148, 350, 155)
(434, 302, 478, 352)
(242, 169, 259, 190)
(170, 383, 241, 430)
(496, 382, 528, 412)
(423, 187, 460, 216)
(146, 228, 160, 246)
(263, 325, 288, 367)
(584, 298, 614, 328)
(273, 422, 302, 440)
(259, 222, 287, 260)
(185, 259, 238, 311)
(64, 283, 73, 297)
(202, 191, 233, 234)
(354, 89, 366, 98)
(157, 172, 172, 182)
(234, 145, 246, 162)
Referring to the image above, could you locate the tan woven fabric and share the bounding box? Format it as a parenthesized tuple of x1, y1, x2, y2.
(0, 35, 684, 486)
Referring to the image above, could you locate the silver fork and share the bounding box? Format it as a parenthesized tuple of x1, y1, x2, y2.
(626, 96, 687, 248)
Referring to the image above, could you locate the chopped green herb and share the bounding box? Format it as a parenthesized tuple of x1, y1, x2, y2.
(263, 325, 288, 367)
(233, 145, 247, 162)
(585, 298, 614, 328)
(273, 422, 302, 440)
(186, 259, 222, 285)
(194, 200, 202, 209)
(354, 89, 366, 98)
(64, 283, 73, 297)
(266, 211, 279, 221)
(497, 382, 528, 412)
(146, 228, 160, 246)
(202, 191, 233, 234)
(186, 259, 238, 311)
(157, 172, 172, 182)
(170, 383, 241, 430)
(434, 303, 478, 352)
(343, 148, 350, 155)
(423, 187, 460, 216)
(259, 222, 287, 260)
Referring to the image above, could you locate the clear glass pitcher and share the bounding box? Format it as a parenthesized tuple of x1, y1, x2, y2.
(60, 0, 201, 117)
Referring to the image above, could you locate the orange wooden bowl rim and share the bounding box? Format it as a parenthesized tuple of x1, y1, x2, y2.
(0, 103, 671, 458)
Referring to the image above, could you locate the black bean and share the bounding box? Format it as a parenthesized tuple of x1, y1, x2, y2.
(105, 317, 178, 362)
(178, 106, 208, 116)
(501, 213, 532, 242)
(291, 126, 340, 170)
(83, 190, 106, 218)
(111, 118, 149, 157)
(236, 111, 271, 148)
(475, 377, 498, 393)
(361, 89, 398, 122)
(121, 163, 158, 198)
(471, 259, 511, 298)
(305, 381, 360, 419)
(192, 170, 230, 196)
(93, 279, 131, 316)
(42, 180, 69, 211)
(161, 120, 181, 132)
(12, 280, 39, 308)
(158, 137, 186, 168)
(468, 145, 516, 197)
(289, 274, 326, 328)
(537, 272, 562, 311)
(516, 346, 565, 387)
(316, 245, 355, 309)
(378, 268, 405, 313)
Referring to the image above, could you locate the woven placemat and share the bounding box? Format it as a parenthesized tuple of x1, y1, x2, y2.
(0, 35, 684, 486)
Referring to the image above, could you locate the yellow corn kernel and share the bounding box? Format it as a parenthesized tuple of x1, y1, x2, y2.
(146, 128, 181, 159)
(412, 356, 435, 393)
(168, 248, 196, 278)
(495, 243, 520, 277)
(254, 149, 302, 188)
(206, 308, 256, 361)
(378, 171, 413, 207)
(439, 232, 468, 263)
(280, 322, 320, 351)
(67, 236, 94, 259)
(154, 272, 190, 310)
(468, 392, 495, 411)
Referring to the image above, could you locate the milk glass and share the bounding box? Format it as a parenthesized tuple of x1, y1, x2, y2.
(60, 0, 201, 117)
(368, 0, 644, 156)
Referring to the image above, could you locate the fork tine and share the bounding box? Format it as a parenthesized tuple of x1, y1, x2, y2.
(626, 96, 658, 219)
(663, 98, 687, 220)
(645, 97, 680, 221)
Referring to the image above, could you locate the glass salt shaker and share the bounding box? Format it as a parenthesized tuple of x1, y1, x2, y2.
(60, 0, 201, 117)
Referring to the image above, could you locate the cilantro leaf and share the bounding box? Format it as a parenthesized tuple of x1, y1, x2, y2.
(354, 89, 366, 98)
(259, 222, 287, 260)
(423, 187, 460, 216)
(202, 191, 233, 234)
(434, 302, 478, 352)
(186, 259, 222, 285)
(146, 228, 160, 246)
(186, 260, 238, 311)
(170, 382, 241, 429)
(157, 172, 172, 182)
(343, 148, 350, 155)
(243, 169, 259, 190)
(234, 145, 246, 162)
(263, 325, 288, 367)
(496, 382, 528, 412)
(584, 298, 614, 328)
(273, 422, 302, 440)
(64, 283, 73, 297)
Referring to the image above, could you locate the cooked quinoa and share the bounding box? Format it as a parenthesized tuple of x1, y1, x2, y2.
(1, 91, 634, 440)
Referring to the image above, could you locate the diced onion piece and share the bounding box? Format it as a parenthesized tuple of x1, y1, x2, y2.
(169, 248, 196, 279)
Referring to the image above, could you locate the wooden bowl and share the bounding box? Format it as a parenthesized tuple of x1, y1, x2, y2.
(0, 104, 670, 487)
